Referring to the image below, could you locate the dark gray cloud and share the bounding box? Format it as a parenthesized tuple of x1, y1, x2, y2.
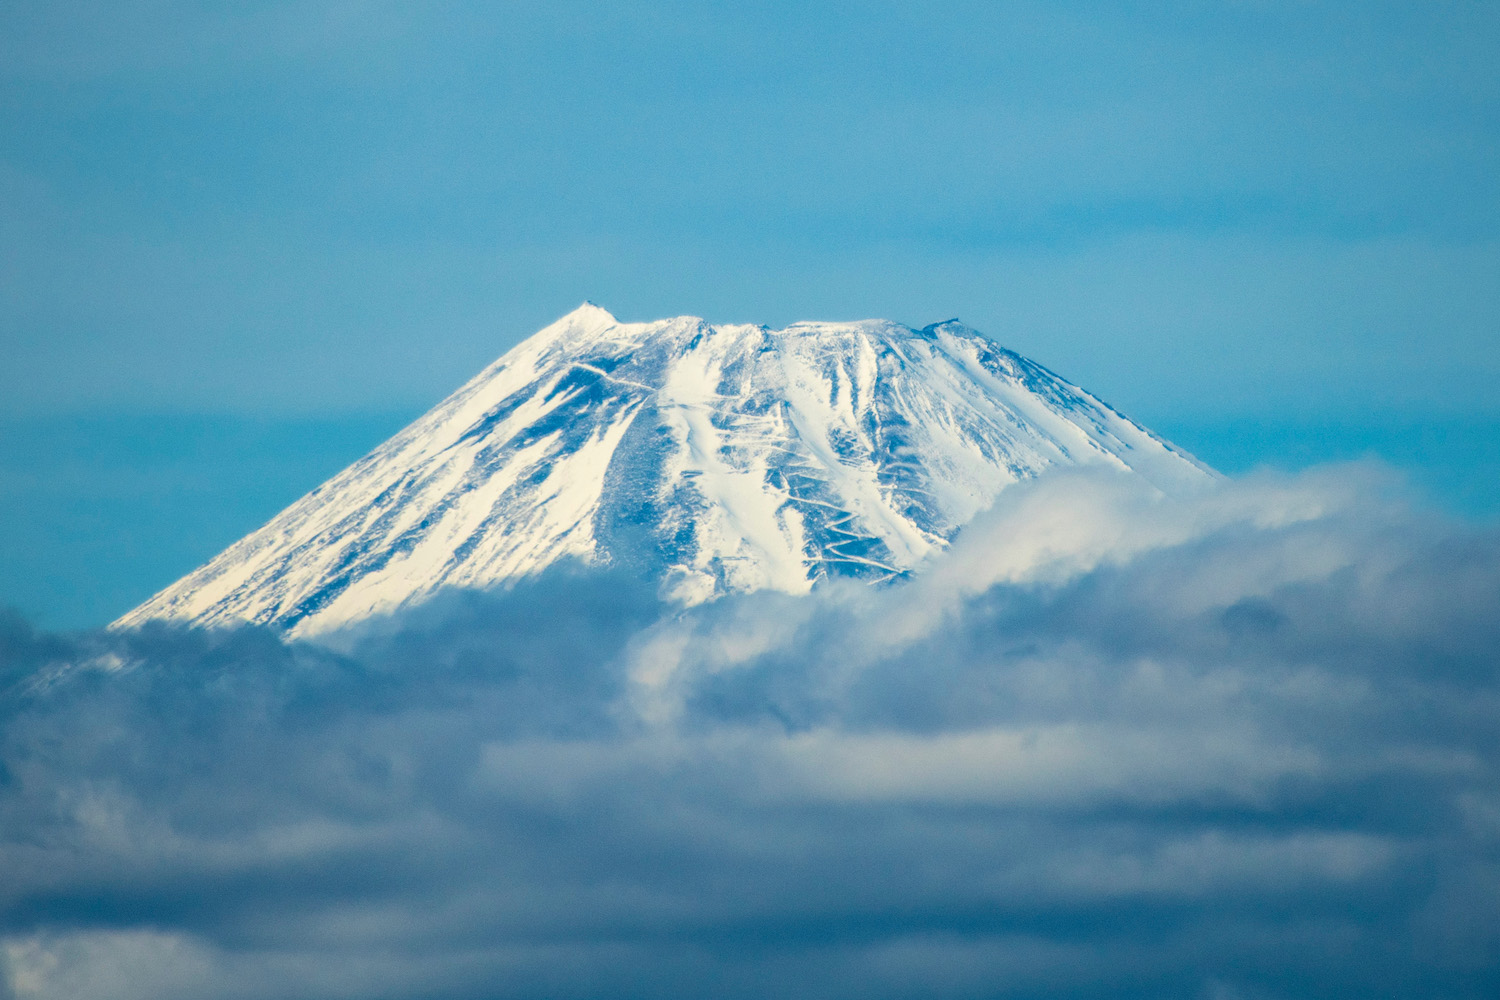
(1, 467, 1498, 999)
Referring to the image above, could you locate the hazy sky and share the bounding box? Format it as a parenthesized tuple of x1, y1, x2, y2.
(2, 1, 1498, 624)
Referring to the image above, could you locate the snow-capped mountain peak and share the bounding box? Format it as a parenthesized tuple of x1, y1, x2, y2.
(116, 305, 1212, 637)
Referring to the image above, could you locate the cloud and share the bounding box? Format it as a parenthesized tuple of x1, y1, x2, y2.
(1, 466, 1498, 999)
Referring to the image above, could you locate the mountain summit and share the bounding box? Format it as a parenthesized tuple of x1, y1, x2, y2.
(117, 304, 1212, 637)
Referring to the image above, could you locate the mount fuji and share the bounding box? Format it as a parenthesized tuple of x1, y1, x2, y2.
(116, 304, 1213, 637)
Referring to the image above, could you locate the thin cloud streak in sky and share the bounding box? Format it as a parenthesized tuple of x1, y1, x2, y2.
(1, 466, 1498, 999)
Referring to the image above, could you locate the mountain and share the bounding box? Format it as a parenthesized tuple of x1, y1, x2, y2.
(115, 304, 1213, 637)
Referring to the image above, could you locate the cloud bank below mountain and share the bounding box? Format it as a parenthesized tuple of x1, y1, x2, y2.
(2, 465, 1497, 1000)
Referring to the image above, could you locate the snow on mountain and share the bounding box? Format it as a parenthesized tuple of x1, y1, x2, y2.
(115, 304, 1213, 637)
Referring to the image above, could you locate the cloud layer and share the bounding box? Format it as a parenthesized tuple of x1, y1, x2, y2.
(2, 466, 1498, 999)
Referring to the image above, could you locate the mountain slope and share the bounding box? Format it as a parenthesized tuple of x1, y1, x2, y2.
(116, 304, 1212, 637)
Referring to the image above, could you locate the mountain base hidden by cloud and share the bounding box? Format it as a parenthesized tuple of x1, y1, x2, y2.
(2, 466, 1498, 1000)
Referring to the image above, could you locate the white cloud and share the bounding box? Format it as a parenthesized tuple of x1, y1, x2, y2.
(1, 464, 1496, 999)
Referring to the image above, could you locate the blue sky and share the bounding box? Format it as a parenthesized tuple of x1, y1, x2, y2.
(3, 9, 1500, 996)
(2, 0, 1498, 626)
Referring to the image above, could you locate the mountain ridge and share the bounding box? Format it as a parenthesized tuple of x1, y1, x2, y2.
(115, 304, 1213, 637)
